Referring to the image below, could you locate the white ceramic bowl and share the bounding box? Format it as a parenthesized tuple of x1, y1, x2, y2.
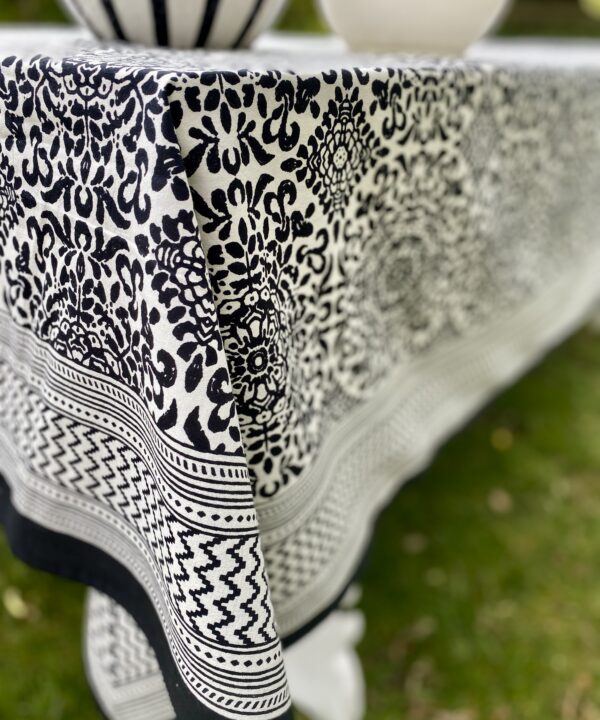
(319, 0, 512, 55)
(62, 0, 288, 49)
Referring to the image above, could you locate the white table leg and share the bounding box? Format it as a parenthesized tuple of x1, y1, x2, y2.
(85, 586, 366, 720)
(283, 588, 366, 720)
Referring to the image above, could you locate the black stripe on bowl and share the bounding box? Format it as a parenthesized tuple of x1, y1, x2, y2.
(101, 0, 126, 39)
(151, 0, 169, 46)
(195, 0, 221, 47)
(66, 0, 106, 38)
(233, 0, 266, 48)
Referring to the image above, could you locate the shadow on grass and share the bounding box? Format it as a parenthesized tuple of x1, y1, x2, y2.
(360, 329, 600, 719)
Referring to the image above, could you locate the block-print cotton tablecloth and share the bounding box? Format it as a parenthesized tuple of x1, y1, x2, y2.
(1, 28, 600, 720)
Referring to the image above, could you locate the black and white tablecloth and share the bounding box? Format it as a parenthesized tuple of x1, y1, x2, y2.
(1, 27, 600, 720)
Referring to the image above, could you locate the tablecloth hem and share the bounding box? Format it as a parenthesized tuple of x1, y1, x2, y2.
(0, 474, 293, 720)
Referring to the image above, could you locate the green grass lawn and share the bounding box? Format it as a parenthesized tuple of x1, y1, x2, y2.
(359, 328, 600, 719)
(4, 328, 600, 718)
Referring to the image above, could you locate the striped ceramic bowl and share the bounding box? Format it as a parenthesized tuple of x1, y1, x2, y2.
(62, 0, 288, 49)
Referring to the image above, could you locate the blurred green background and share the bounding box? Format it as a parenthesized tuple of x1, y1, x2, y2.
(3, 1, 600, 719)
(5, 0, 600, 36)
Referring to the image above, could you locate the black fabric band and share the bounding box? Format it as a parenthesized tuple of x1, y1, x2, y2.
(0, 475, 294, 720)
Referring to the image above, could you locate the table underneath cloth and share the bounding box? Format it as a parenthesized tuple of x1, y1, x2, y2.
(0, 28, 600, 720)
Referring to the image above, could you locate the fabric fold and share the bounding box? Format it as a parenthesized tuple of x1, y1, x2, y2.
(0, 46, 291, 720)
